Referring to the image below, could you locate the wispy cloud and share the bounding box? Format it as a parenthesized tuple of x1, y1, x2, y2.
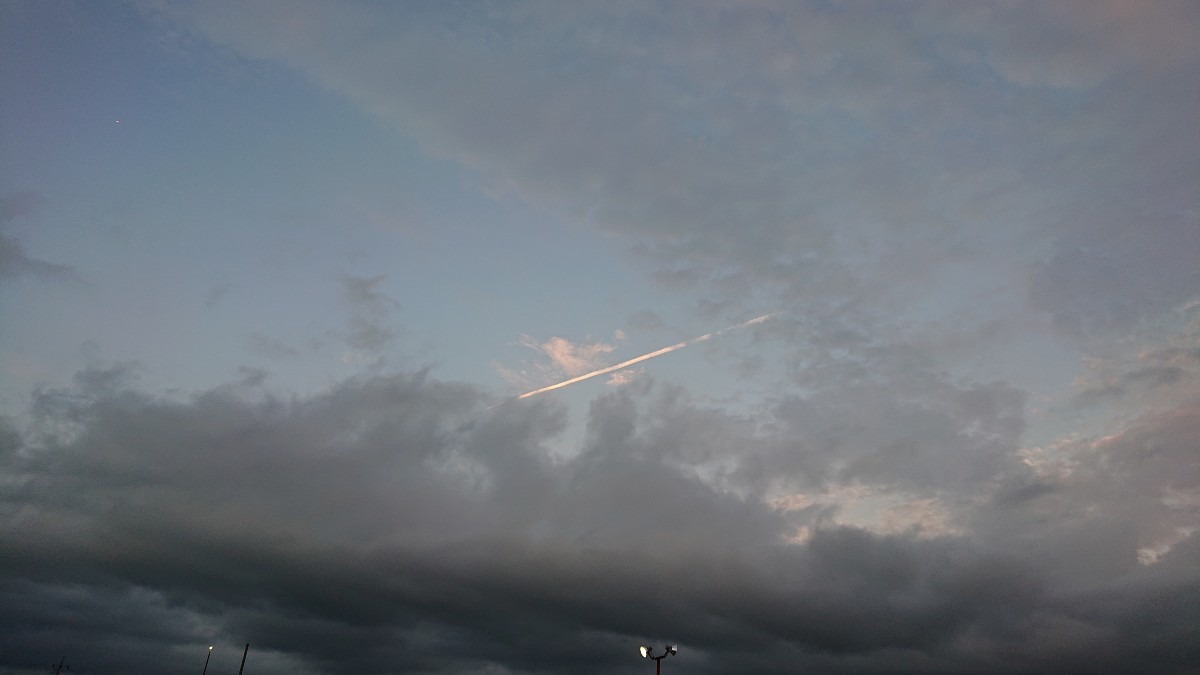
(0, 191, 79, 284)
(340, 274, 398, 356)
(521, 334, 616, 377)
(517, 313, 777, 400)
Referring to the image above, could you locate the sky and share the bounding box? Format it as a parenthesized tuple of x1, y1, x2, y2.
(1, 1, 1198, 673)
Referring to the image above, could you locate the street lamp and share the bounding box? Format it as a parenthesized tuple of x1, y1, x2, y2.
(638, 645, 677, 674)
(201, 645, 213, 675)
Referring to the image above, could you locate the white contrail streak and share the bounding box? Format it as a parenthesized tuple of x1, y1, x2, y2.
(516, 312, 778, 400)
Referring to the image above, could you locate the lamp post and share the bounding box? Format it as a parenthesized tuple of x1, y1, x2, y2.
(638, 645, 677, 674)
(201, 646, 213, 675)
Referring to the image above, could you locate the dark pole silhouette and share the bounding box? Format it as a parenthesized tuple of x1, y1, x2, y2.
(50, 656, 68, 674)
(201, 645, 213, 675)
(638, 645, 678, 674)
(237, 643, 250, 675)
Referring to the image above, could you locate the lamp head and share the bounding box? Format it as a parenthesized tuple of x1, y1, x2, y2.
(667, 645, 678, 655)
(639, 645, 649, 658)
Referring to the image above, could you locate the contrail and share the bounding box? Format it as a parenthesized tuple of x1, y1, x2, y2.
(516, 312, 777, 400)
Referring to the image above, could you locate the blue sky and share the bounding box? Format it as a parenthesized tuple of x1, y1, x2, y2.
(2, 2, 1199, 673)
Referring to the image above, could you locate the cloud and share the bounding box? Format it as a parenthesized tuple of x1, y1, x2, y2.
(522, 335, 616, 378)
(1074, 365, 1186, 407)
(1070, 330, 1200, 409)
(205, 282, 233, 309)
(605, 367, 640, 387)
(626, 310, 664, 332)
(4, 3, 1198, 672)
(961, 0, 1200, 89)
(248, 332, 301, 360)
(763, 359, 1028, 495)
(496, 333, 621, 394)
(514, 314, 776, 400)
(774, 485, 962, 541)
(976, 398, 1200, 591)
(144, 1, 1200, 385)
(339, 274, 399, 355)
(2, 367, 1198, 672)
(1031, 209, 1200, 340)
(0, 190, 78, 284)
(1068, 403, 1200, 566)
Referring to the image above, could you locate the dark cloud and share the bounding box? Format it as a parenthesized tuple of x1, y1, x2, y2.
(2, 368, 1197, 673)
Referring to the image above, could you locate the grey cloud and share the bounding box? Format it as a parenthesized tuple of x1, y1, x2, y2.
(625, 309, 663, 332)
(0, 190, 41, 222)
(205, 282, 233, 309)
(3, 369, 1197, 672)
(340, 274, 399, 354)
(1073, 365, 1186, 407)
(977, 399, 1200, 586)
(1152, 346, 1200, 364)
(1078, 403, 1200, 512)
(968, 0, 1200, 89)
(0, 190, 78, 284)
(1031, 210, 1200, 340)
(155, 0, 1200, 362)
(762, 338, 1028, 495)
(4, 3, 1199, 672)
(248, 332, 301, 359)
(149, 7, 1135, 257)
(234, 365, 270, 388)
(1071, 339, 1200, 407)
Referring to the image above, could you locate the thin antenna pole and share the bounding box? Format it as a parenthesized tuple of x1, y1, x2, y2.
(237, 643, 250, 675)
